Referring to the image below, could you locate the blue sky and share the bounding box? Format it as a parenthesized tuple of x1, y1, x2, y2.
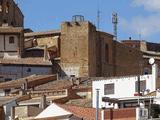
(15, 0, 160, 42)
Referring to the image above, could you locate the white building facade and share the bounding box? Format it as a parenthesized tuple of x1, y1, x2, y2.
(92, 64, 158, 108)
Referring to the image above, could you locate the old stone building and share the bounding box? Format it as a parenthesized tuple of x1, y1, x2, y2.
(25, 19, 143, 78)
(59, 20, 143, 77)
(0, 0, 24, 27)
(0, 0, 55, 81)
(0, 0, 147, 79)
(121, 40, 160, 75)
(0, 27, 24, 58)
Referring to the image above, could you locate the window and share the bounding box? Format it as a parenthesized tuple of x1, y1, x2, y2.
(104, 83, 114, 95)
(144, 68, 150, 75)
(5, 2, 9, 13)
(27, 68, 31, 72)
(5, 89, 11, 95)
(135, 80, 146, 92)
(3, 19, 7, 23)
(5, 78, 12, 82)
(0, 2, 2, 12)
(105, 44, 109, 63)
(9, 36, 14, 44)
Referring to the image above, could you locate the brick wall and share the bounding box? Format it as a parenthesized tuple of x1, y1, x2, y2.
(104, 108, 136, 120)
(113, 41, 143, 76)
(98, 32, 114, 77)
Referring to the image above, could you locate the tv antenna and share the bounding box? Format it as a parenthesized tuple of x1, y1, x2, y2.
(112, 12, 118, 40)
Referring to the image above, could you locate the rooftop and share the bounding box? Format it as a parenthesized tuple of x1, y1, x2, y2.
(24, 30, 61, 38)
(0, 27, 23, 33)
(0, 74, 57, 89)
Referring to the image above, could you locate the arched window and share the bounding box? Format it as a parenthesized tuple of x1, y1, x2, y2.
(3, 19, 7, 23)
(5, 2, 9, 13)
(0, 2, 2, 12)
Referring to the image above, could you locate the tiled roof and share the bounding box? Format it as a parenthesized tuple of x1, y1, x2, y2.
(0, 96, 17, 106)
(0, 27, 23, 33)
(18, 96, 61, 106)
(58, 104, 101, 120)
(24, 30, 61, 37)
(0, 57, 52, 66)
(0, 74, 57, 89)
(66, 99, 92, 108)
(34, 80, 73, 90)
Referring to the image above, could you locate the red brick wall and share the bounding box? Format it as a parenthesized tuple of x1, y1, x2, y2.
(104, 108, 136, 120)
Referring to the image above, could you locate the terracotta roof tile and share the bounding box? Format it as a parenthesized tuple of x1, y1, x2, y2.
(34, 80, 73, 90)
(58, 104, 101, 120)
(0, 74, 57, 89)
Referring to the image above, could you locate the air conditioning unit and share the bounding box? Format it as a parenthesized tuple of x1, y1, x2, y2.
(136, 108, 149, 120)
(141, 109, 148, 117)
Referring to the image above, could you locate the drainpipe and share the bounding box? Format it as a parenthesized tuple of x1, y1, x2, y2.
(96, 89, 100, 120)
(137, 75, 141, 96)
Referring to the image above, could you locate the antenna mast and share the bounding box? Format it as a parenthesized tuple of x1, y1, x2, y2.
(97, 0, 100, 30)
(112, 12, 118, 40)
(97, 10, 100, 30)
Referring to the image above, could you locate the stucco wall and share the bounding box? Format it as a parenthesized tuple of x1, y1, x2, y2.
(92, 74, 154, 108)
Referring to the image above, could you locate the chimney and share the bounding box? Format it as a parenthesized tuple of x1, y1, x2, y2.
(40, 94, 47, 109)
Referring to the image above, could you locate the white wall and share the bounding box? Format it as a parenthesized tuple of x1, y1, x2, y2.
(92, 74, 154, 108)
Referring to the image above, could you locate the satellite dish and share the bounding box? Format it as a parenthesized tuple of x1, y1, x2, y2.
(149, 58, 155, 65)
